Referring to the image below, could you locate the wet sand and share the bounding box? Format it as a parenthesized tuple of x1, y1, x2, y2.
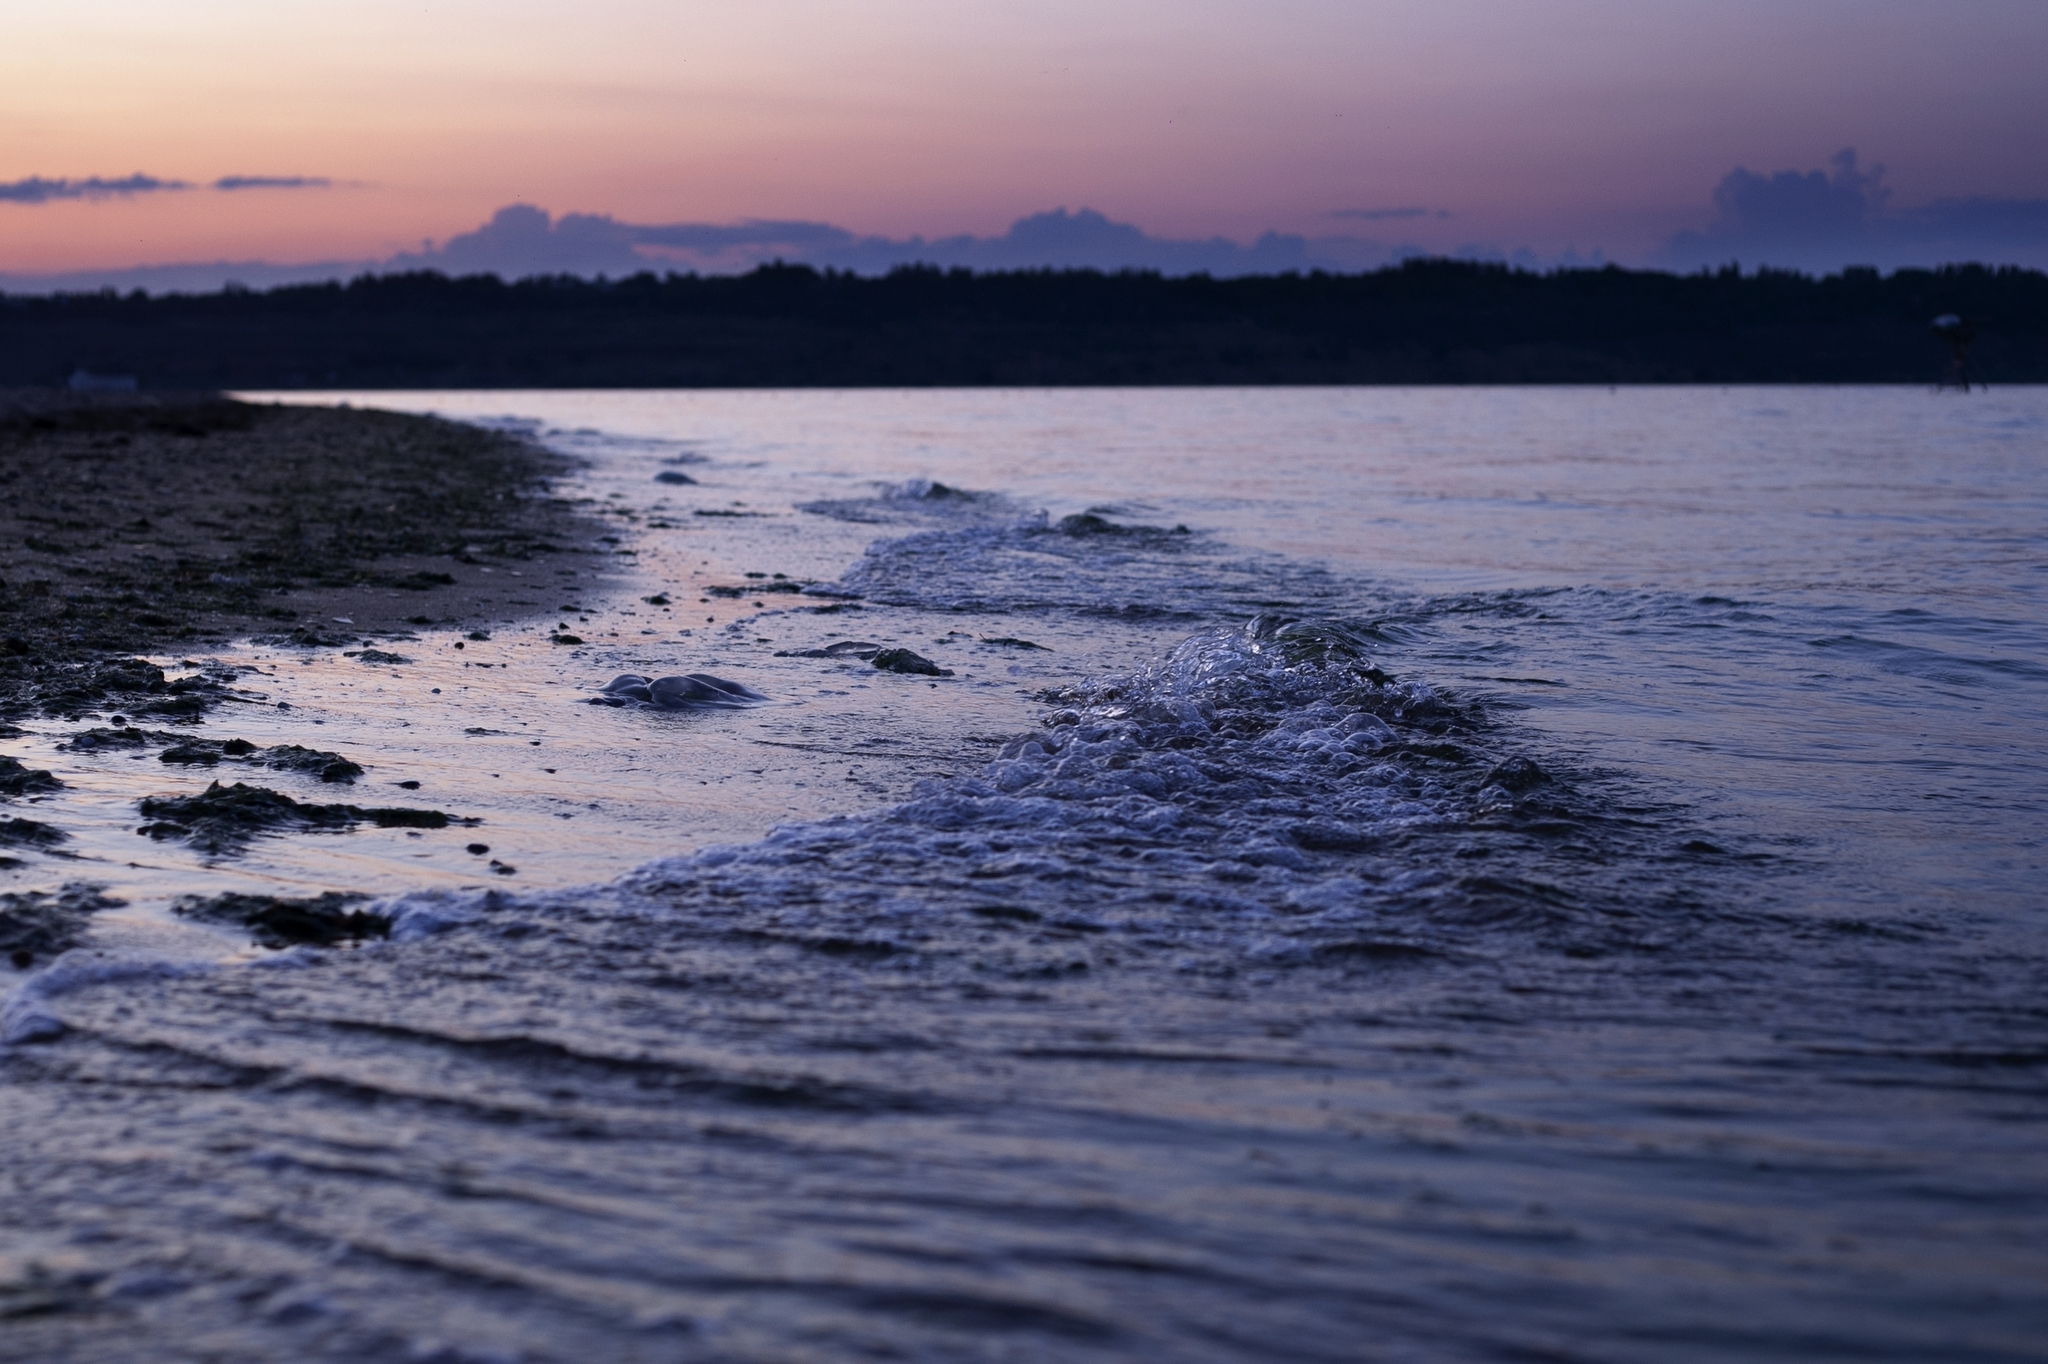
(0, 390, 599, 702)
(0, 390, 1064, 944)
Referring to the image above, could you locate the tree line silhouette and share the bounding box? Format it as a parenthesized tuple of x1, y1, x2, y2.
(3, 259, 2041, 388)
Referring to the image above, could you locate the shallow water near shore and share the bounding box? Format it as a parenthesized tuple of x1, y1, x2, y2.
(2, 386, 2045, 1362)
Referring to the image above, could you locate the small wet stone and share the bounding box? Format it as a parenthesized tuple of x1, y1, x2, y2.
(174, 890, 390, 949)
(1481, 756, 1549, 793)
(980, 636, 1048, 650)
(653, 470, 697, 485)
(871, 648, 953, 677)
(347, 649, 412, 665)
(592, 673, 768, 708)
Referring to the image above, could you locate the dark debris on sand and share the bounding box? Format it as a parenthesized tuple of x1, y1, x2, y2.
(0, 817, 67, 849)
(174, 890, 390, 948)
(136, 781, 471, 854)
(0, 815, 68, 868)
(58, 724, 188, 752)
(0, 755, 63, 797)
(158, 738, 364, 783)
(772, 641, 954, 676)
(0, 884, 124, 969)
(6, 657, 235, 723)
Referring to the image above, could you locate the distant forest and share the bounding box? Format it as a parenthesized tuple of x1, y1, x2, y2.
(2, 259, 2042, 388)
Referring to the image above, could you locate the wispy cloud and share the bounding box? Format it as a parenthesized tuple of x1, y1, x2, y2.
(212, 175, 331, 191)
(0, 174, 187, 204)
(1330, 207, 1450, 221)
(0, 172, 334, 205)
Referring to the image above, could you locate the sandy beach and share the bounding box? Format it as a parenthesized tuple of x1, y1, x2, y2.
(0, 391, 596, 704)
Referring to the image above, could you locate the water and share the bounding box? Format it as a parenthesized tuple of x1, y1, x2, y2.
(3, 387, 2045, 1361)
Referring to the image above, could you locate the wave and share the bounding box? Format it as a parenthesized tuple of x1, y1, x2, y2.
(364, 613, 1687, 978)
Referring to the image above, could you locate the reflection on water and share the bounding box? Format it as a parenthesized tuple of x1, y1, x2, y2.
(2, 387, 2044, 1361)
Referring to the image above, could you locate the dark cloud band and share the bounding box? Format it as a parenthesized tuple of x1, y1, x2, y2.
(213, 176, 331, 191)
(0, 174, 331, 205)
(1330, 207, 1450, 221)
(0, 174, 186, 204)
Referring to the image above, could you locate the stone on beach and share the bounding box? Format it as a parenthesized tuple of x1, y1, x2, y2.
(594, 673, 768, 709)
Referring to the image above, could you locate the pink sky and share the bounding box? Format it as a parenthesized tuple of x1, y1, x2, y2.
(3, 0, 2045, 273)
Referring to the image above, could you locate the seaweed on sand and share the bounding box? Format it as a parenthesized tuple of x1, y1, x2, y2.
(174, 890, 390, 948)
(0, 755, 63, 796)
(0, 884, 124, 969)
(136, 781, 471, 853)
(11, 657, 235, 722)
(157, 739, 364, 783)
(0, 817, 66, 849)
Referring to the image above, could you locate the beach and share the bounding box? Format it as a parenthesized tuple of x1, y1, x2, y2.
(0, 390, 593, 673)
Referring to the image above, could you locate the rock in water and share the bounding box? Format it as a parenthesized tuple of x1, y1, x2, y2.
(598, 674, 655, 704)
(1481, 756, 1549, 793)
(870, 648, 953, 677)
(593, 673, 768, 709)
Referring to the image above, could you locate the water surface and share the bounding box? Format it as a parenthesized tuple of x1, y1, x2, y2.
(3, 386, 2043, 1362)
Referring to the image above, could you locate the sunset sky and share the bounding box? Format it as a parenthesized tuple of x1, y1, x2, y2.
(4, 0, 2045, 280)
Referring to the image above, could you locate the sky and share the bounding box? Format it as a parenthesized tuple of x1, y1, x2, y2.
(3, 0, 2046, 289)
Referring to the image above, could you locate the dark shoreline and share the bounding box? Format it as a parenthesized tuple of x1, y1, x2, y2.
(5, 259, 2042, 388)
(0, 391, 600, 722)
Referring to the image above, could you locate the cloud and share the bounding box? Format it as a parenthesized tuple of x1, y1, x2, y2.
(1330, 207, 1450, 221)
(32, 159, 2034, 296)
(0, 172, 335, 205)
(2, 201, 1567, 293)
(370, 203, 1415, 280)
(212, 175, 331, 191)
(383, 204, 649, 277)
(0, 174, 188, 204)
(632, 219, 856, 253)
(1662, 149, 2048, 272)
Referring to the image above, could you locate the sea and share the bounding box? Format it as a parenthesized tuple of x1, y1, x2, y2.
(2, 386, 2044, 1362)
